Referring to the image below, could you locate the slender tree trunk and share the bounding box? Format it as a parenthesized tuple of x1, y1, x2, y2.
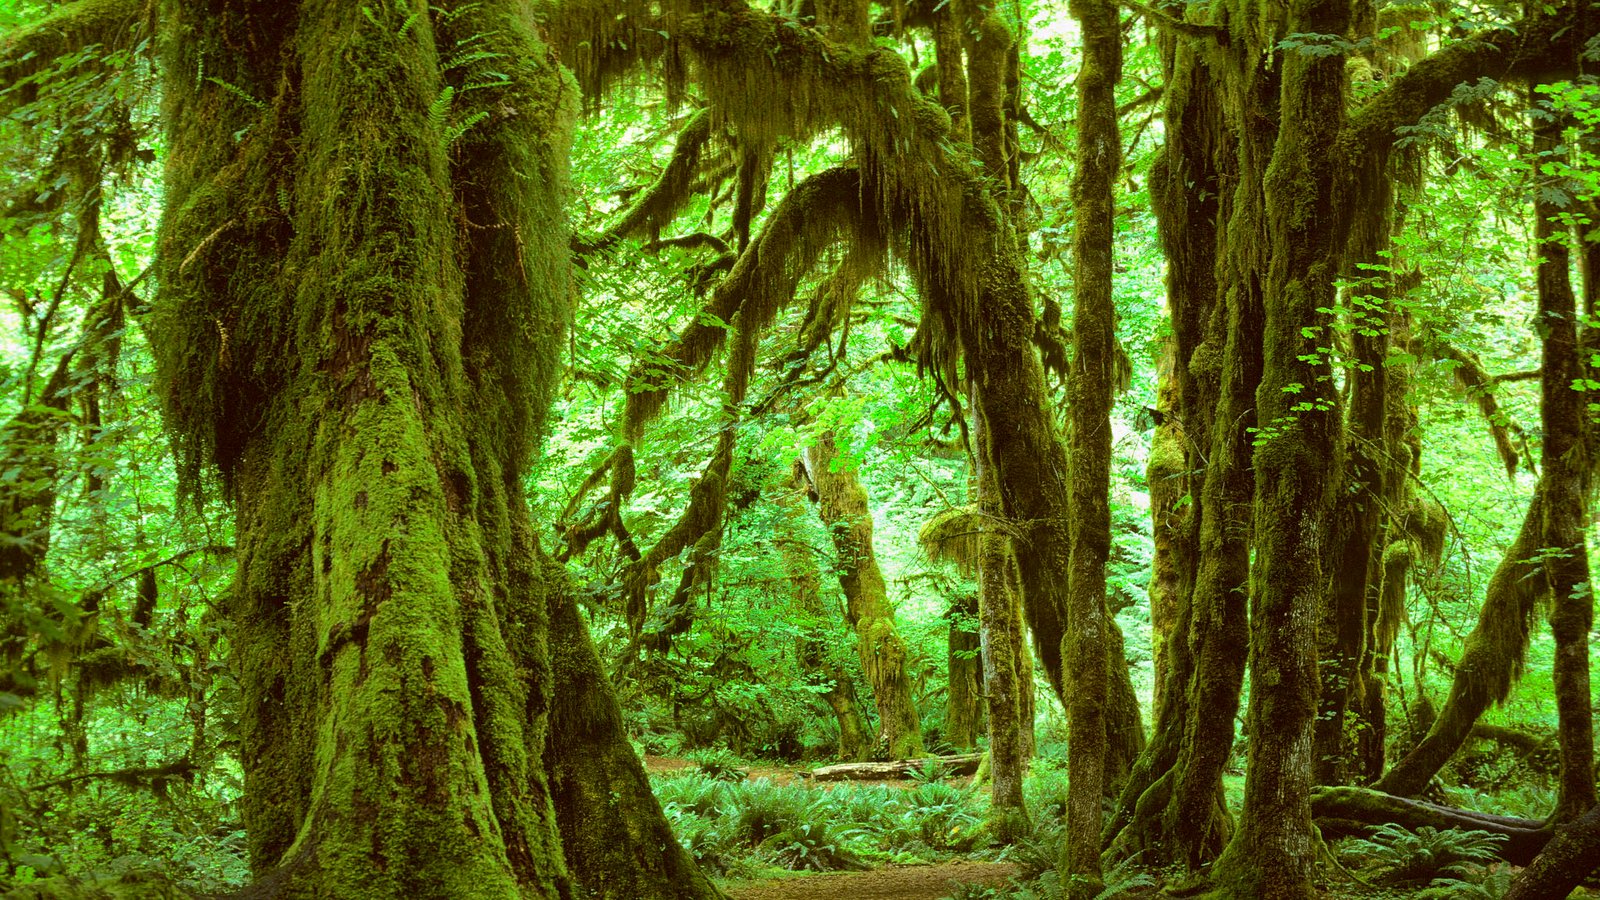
(801, 432, 924, 759)
(1146, 359, 1184, 715)
(1061, 0, 1121, 887)
(779, 497, 872, 761)
(1105, 23, 1255, 871)
(1205, 0, 1349, 890)
(945, 590, 984, 751)
(1532, 96, 1596, 824)
(976, 419, 1030, 841)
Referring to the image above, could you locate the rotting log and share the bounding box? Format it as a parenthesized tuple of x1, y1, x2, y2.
(807, 754, 984, 782)
(1311, 786, 1552, 865)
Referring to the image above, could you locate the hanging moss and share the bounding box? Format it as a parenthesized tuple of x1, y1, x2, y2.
(622, 166, 887, 443)
(916, 505, 985, 578)
(574, 110, 719, 255)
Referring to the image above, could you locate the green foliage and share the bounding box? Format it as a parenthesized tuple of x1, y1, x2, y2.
(1416, 864, 1514, 900)
(1341, 824, 1506, 886)
(765, 820, 868, 871)
(655, 773, 731, 817)
(909, 757, 952, 785)
(690, 747, 750, 782)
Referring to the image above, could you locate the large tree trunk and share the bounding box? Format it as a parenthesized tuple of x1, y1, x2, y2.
(1504, 802, 1600, 899)
(800, 431, 924, 759)
(149, 2, 716, 896)
(546, 561, 725, 899)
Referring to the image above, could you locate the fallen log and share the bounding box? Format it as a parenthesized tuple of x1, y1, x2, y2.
(1312, 785, 1552, 865)
(807, 753, 984, 782)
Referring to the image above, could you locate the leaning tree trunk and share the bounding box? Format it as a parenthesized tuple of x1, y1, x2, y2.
(148, 2, 717, 896)
(801, 431, 924, 759)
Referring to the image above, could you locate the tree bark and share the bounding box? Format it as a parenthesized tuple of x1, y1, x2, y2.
(809, 754, 985, 781)
(1204, 0, 1350, 892)
(1312, 786, 1552, 865)
(1504, 802, 1600, 900)
(779, 496, 872, 761)
(944, 590, 984, 751)
(149, 2, 717, 895)
(1062, 0, 1121, 887)
(976, 422, 1030, 842)
(800, 431, 925, 759)
(1532, 92, 1596, 824)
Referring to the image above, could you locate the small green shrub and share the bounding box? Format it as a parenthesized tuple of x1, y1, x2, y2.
(689, 747, 748, 782)
(1008, 816, 1064, 879)
(1417, 864, 1514, 900)
(764, 820, 868, 871)
(654, 774, 728, 817)
(910, 758, 952, 785)
(662, 808, 732, 874)
(1341, 824, 1505, 886)
(730, 780, 808, 845)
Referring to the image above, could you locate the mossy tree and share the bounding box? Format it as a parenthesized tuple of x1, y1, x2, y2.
(798, 429, 925, 760)
(1062, 0, 1123, 886)
(138, 0, 720, 895)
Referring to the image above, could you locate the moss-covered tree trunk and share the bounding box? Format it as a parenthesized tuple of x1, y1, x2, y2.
(545, 558, 725, 898)
(1146, 361, 1184, 715)
(1314, 180, 1392, 787)
(944, 590, 984, 751)
(149, 2, 718, 896)
(1503, 802, 1600, 900)
(780, 495, 873, 761)
(801, 432, 924, 759)
(1061, 0, 1121, 887)
(1104, 19, 1257, 871)
(975, 417, 1030, 842)
(1203, 0, 1349, 890)
(1532, 98, 1596, 824)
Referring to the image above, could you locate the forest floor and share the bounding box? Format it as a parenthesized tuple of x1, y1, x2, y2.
(643, 754, 930, 788)
(646, 756, 1022, 899)
(723, 859, 1019, 900)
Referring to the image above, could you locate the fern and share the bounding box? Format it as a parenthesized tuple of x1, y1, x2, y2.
(1419, 865, 1514, 900)
(443, 49, 506, 73)
(440, 111, 488, 148)
(428, 86, 455, 139)
(1343, 824, 1505, 885)
(204, 76, 264, 110)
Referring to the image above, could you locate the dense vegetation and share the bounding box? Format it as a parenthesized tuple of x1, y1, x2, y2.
(0, 0, 1596, 898)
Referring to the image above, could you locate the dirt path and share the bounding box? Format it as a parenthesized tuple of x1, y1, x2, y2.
(723, 860, 1019, 900)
